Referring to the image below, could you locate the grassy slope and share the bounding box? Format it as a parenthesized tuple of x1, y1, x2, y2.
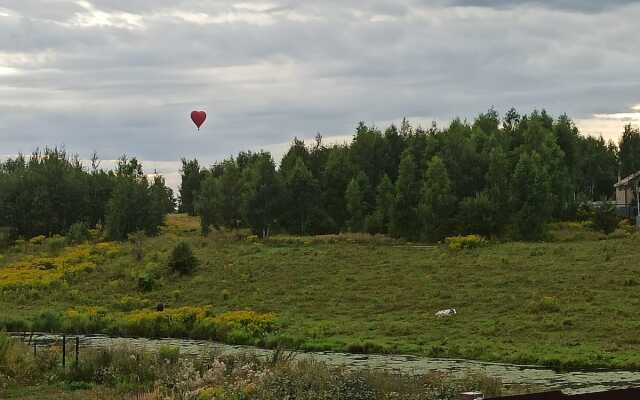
(2, 215, 640, 370)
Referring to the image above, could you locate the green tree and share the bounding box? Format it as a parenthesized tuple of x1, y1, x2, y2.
(619, 124, 640, 178)
(389, 150, 421, 240)
(168, 242, 199, 275)
(511, 151, 552, 240)
(345, 172, 370, 232)
(419, 156, 457, 242)
(196, 175, 223, 236)
(283, 157, 321, 235)
(179, 158, 203, 216)
(484, 147, 511, 234)
(241, 153, 282, 238)
(321, 147, 353, 230)
(365, 174, 395, 234)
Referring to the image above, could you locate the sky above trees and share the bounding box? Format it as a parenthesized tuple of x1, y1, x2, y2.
(1, 0, 639, 189)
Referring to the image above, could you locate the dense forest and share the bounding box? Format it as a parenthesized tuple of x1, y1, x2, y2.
(0, 150, 174, 241)
(182, 109, 640, 241)
(1, 109, 638, 243)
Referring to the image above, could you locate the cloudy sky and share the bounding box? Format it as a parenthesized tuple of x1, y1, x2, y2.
(1, 0, 640, 189)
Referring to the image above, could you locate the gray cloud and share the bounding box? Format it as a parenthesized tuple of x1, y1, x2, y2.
(1, 0, 640, 190)
(445, 0, 640, 13)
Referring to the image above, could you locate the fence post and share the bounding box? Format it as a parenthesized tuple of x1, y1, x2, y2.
(75, 336, 79, 369)
(62, 334, 66, 368)
(33, 342, 36, 357)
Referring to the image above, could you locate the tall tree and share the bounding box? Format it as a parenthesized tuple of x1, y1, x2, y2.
(619, 124, 640, 178)
(511, 151, 552, 240)
(241, 153, 282, 238)
(322, 146, 353, 230)
(196, 175, 224, 236)
(389, 150, 421, 240)
(179, 158, 203, 216)
(419, 156, 457, 242)
(345, 171, 370, 232)
(283, 157, 321, 235)
(365, 174, 395, 234)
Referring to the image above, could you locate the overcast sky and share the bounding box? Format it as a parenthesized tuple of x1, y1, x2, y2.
(1, 0, 640, 189)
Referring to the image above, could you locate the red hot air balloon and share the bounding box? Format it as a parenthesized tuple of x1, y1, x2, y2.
(191, 111, 206, 131)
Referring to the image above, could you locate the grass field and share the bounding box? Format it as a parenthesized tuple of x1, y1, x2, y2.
(1, 215, 640, 370)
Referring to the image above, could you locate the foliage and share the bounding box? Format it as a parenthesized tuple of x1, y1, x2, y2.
(168, 242, 199, 274)
(511, 152, 552, 240)
(389, 150, 421, 240)
(178, 158, 204, 216)
(1, 333, 509, 400)
(592, 203, 620, 234)
(105, 157, 169, 240)
(619, 124, 640, 178)
(0, 150, 171, 241)
(419, 156, 457, 242)
(0, 243, 120, 289)
(66, 222, 90, 245)
(173, 110, 623, 242)
(241, 153, 283, 238)
(445, 234, 487, 251)
(345, 172, 370, 232)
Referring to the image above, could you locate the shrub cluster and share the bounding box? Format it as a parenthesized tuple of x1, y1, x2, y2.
(1, 307, 279, 345)
(0, 242, 120, 289)
(445, 234, 486, 250)
(168, 242, 199, 275)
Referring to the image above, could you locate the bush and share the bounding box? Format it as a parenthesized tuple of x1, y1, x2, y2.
(46, 235, 66, 254)
(29, 235, 46, 246)
(445, 234, 486, 251)
(592, 203, 619, 234)
(66, 222, 90, 244)
(168, 242, 198, 274)
(137, 272, 155, 292)
(31, 311, 62, 332)
(619, 219, 636, 235)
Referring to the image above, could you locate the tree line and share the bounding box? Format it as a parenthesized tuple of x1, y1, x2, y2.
(0, 149, 175, 241)
(181, 109, 639, 241)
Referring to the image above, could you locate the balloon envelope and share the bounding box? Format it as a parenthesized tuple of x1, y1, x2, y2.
(191, 111, 206, 130)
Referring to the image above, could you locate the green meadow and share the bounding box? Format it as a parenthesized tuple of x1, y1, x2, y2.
(1, 214, 640, 371)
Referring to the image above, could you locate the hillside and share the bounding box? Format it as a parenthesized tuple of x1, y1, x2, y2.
(1, 215, 640, 370)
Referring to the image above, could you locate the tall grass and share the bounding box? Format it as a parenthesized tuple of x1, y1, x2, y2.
(0, 332, 509, 400)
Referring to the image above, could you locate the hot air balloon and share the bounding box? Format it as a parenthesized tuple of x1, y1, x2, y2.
(191, 110, 206, 131)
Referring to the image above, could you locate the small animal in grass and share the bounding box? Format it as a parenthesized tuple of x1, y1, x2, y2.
(435, 308, 457, 318)
(156, 303, 165, 312)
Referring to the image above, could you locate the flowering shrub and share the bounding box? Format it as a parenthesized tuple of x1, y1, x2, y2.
(120, 306, 212, 337)
(445, 234, 486, 251)
(0, 243, 120, 289)
(194, 311, 278, 343)
(63, 307, 112, 333)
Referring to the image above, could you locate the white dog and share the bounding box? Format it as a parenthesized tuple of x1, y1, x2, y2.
(435, 308, 457, 318)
